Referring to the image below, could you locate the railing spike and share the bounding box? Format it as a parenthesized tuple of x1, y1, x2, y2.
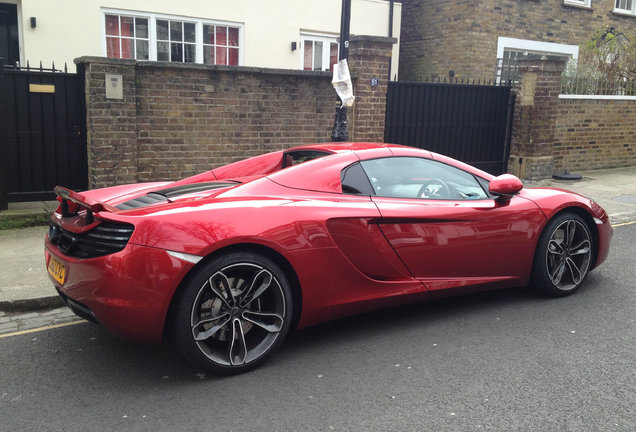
(26, 60, 30, 70)
(52, 61, 55, 71)
(64, 63, 68, 73)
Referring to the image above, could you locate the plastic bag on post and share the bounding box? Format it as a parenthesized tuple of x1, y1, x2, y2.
(332, 59, 355, 108)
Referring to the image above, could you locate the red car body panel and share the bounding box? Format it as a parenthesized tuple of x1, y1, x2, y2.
(45, 143, 612, 343)
(372, 194, 547, 297)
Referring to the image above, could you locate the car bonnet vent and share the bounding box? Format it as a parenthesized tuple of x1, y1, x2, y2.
(49, 221, 135, 258)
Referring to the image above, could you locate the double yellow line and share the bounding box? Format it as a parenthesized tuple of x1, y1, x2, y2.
(0, 320, 85, 339)
(614, 220, 636, 228)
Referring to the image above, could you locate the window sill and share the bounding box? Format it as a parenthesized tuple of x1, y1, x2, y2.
(562, 2, 593, 11)
(612, 10, 636, 18)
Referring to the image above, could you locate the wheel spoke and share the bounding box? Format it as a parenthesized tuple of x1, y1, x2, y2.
(548, 239, 565, 255)
(570, 239, 591, 256)
(565, 257, 583, 285)
(239, 269, 273, 308)
(565, 220, 577, 248)
(550, 260, 566, 285)
(209, 271, 235, 307)
(192, 313, 231, 341)
(242, 310, 284, 333)
(228, 318, 247, 366)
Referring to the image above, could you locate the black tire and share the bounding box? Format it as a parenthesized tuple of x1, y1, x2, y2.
(171, 251, 293, 374)
(532, 212, 594, 297)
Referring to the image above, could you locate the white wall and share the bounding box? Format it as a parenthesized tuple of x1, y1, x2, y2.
(17, 0, 400, 74)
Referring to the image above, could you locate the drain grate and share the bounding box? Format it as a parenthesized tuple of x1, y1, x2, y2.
(614, 194, 636, 204)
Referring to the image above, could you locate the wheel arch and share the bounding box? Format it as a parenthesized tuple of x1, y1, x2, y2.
(529, 206, 598, 296)
(163, 242, 303, 341)
(531, 206, 599, 286)
(546, 206, 600, 267)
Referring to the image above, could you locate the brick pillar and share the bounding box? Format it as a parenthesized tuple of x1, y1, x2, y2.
(347, 36, 397, 142)
(508, 55, 567, 180)
(76, 57, 138, 189)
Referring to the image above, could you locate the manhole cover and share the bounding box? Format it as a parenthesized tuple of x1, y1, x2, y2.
(614, 194, 636, 204)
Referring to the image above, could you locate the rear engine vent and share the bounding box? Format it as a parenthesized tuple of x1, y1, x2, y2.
(49, 221, 135, 258)
(116, 193, 168, 210)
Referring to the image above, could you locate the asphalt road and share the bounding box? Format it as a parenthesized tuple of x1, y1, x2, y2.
(1, 223, 635, 432)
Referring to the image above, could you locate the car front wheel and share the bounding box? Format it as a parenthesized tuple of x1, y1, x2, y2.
(532, 212, 594, 297)
(171, 252, 293, 374)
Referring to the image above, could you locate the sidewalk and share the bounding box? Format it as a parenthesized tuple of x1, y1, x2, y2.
(0, 165, 635, 313)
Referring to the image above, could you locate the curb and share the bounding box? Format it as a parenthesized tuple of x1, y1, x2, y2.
(0, 296, 65, 314)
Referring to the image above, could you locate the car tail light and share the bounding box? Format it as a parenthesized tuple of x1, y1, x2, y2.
(49, 221, 134, 258)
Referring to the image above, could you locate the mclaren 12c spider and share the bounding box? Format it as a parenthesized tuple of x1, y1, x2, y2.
(45, 142, 612, 374)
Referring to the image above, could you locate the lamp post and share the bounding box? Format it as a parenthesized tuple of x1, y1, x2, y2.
(331, 0, 351, 142)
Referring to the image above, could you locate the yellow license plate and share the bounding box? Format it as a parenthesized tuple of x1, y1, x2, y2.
(47, 256, 66, 285)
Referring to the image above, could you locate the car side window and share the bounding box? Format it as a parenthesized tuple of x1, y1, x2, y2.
(341, 162, 375, 195)
(359, 157, 489, 200)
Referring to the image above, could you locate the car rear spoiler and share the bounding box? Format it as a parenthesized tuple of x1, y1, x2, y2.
(54, 186, 118, 223)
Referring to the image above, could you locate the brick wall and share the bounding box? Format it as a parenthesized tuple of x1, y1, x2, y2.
(78, 36, 395, 188)
(508, 55, 636, 180)
(400, 0, 636, 80)
(348, 36, 396, 142)
(554, 98, 636, 170)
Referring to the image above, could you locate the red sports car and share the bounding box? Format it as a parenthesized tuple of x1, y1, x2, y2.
(45, 142, 612, 374)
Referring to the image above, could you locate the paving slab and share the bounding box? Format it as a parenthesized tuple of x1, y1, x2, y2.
(0, 225, 63, 311)
(529, 166, 636, 225)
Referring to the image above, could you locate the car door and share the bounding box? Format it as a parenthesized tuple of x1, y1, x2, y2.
(357, 156, 546, 297)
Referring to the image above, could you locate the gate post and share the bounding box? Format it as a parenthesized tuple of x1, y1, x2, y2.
(347, 35, 396, 142)
(508, 55, 568, 180)
(0, 57, 8, 210)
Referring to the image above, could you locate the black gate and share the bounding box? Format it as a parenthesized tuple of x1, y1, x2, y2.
(0, 60, 87, 209)
(384, 81, 515, 175)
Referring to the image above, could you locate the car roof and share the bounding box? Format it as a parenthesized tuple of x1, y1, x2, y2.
(268, 143, 494, 194)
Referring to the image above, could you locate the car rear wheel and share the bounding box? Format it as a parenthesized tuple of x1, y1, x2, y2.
(171, 252, 293, 374)
(532, 212, 593, 297)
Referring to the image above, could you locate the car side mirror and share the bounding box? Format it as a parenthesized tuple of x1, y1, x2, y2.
(489, 174, 523, 200)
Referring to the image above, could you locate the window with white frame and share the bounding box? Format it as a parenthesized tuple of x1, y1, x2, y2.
(203, 25, 240, 66)
(103, 10, 242, 65)
(156, 19, 196, 63)
(105, 15, 149, 60)
(300, 34, 338, 71)
(563, 0, 591, 7)
(614, 0, 635, 15)
(496, 37, 579, 83)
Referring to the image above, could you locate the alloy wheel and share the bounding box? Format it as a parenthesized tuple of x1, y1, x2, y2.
(190, 262, 286, 367)
(545, 219, 592, 291)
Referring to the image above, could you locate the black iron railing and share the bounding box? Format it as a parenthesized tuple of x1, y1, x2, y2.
(561, 76, 636, 96)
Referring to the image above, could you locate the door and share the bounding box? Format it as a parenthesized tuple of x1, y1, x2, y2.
(384, 81, 515, 175)
(358, 156, 545, 297)
(1, 66, 87, 205)
(0, 3, 19, 65)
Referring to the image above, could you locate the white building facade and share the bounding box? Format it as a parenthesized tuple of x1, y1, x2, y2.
(2, 0, 401, 74)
